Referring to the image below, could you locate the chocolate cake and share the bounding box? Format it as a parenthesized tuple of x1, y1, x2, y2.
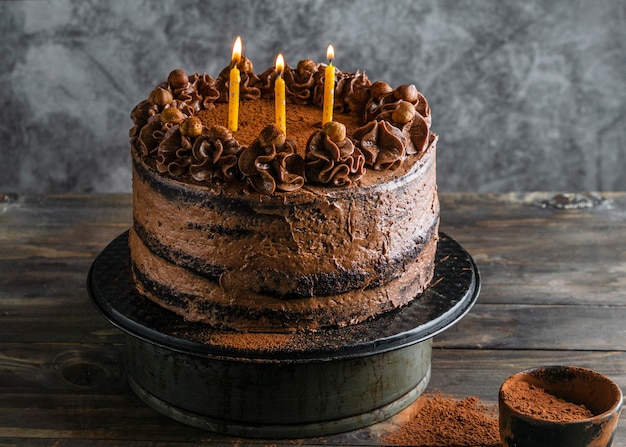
(129, 57, 439, 332)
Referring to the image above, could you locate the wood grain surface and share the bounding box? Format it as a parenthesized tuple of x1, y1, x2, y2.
(1, 192, 625, 445)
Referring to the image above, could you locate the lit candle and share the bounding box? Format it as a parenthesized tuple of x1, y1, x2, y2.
(322, 44, 335, 125)
(228, 36, 242, 132)
(275, 53, 286, 135)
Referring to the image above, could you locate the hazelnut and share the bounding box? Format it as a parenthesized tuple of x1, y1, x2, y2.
(168, 69, 189, 89)
(259, 124, 286, 148)
(148, 87, 173, 107)
(394, 84, 419, 103)
(180, 116, 203, 137)
(208, 125, 233, 142)
(322, 121, 346, 143)
(392, 101, 416, 124)
(297, 59, 317, 76)
(370, 81, 393, 99)
(160, 107, 186, 124)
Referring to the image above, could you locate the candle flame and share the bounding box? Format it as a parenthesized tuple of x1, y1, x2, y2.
(276, 53, 285, 74)
(326, 44, 334, 61)
(232, 36, 242, 64)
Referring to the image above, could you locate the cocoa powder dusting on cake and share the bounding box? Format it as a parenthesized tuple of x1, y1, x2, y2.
(501, 380, 594, 422)
(382, 392, 500, 447)
(209, 331, 294, 352)
(187, 323, 376, 355)
(197, 99, 363, 156)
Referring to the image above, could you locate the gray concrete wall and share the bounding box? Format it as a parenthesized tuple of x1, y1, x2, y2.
(1, 0, 625, 194)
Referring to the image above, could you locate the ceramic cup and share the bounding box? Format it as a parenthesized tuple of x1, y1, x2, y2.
(499, 366, 623, 447)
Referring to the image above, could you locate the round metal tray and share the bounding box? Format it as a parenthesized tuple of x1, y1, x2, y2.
(88, 231, 479, 437)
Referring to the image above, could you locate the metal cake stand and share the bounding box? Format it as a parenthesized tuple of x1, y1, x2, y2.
(87, 232, 479, 438)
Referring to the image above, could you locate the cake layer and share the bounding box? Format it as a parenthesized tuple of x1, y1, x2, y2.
(130, 143, 439, 332)
(130, 227, 437, 332)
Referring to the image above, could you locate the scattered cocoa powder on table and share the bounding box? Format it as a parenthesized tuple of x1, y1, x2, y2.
(381, 392, 501, 447)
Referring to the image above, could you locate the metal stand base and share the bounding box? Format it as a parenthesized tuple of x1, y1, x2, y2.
(128, 363, 431, 438)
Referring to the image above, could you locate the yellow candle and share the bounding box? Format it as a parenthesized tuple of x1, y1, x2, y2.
(322, 44, 335, 125)
(275, 53, 286, 135)
(228, 36, 242, 132)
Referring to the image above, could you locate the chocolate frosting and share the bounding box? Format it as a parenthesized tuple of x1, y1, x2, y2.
(170, 83, 202, 116)
(129, 100, 154, 137)
(364, 92, 397, 123)
(353, 120, 406, 171)
(335, 70, 371, 113)
(129, 63, 440, 333)
(238, 124, 305, 194)
(133, 115, 169, 158)
(409, 113, 431, 155)
(131, 63, 435, 194)
(305, 129, 366, 186)
(130, 140, 439, 331)
(216, 56, 262, 101)
(310, 68, 371, 113)
(284, 59, 317, 104)
(156, 125, 193, 176)
(190, 73, 221, 109)
(255, 65, 282, 97)
(190, 126, 242, 182)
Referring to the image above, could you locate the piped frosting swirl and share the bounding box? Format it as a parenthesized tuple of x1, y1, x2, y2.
(305, 122, 366, 186)
(239, 124, 305, 194)
(190, 126, 241, 182)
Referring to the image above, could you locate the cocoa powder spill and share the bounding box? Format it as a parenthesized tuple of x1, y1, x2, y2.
(501, 380, 594, 422)
(381, 392, 501, 447)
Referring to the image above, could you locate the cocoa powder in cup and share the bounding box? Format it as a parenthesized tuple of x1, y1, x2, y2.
(500, 379, 593, 422)
(499, 366, 623, 447)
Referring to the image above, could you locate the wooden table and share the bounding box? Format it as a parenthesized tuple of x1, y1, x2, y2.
(1, 192, 625, 446)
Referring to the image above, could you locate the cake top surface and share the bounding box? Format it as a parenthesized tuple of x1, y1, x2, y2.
(130, 57, 436, 196)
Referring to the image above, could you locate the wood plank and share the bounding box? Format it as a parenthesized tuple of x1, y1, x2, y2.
(3, 290, 626, 351)
(435, 303, 626, 351)
(440, 193, 626, 306)
(0, 289, 124, 344)
(0, 343, 126, 394)
(5, 299, 626, 351)
(4, 342, 624, 409)
(1, 348, 624, 445)
(0, 194, 132, 259)
(428, 348, 626, 401)
(2, 193, 626, 310)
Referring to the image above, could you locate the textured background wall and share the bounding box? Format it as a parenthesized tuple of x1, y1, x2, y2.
(1, 0, 625, 194)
